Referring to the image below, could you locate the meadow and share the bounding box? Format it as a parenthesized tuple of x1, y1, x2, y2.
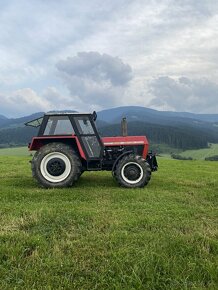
(0, 154, 217, 289)
(181, 144, 218, 160)
(0, 147, 29, 156)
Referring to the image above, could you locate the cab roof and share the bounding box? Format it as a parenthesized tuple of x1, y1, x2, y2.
(45, 112, 92, 116)
(25, 111, 97, 128)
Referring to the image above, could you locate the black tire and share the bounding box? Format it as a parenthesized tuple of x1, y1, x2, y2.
(115, 154, 151, 188)
(32, 142, 82, 188)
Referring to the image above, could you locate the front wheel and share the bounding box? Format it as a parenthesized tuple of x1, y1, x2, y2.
(115, 154, 151, 188)
(32, 142, 82, 188)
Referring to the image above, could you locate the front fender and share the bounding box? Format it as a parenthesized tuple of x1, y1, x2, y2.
(112, 150, 133, 172)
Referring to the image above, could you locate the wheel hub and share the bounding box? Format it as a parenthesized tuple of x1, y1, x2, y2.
(124, 165, 141, 181)
(46, 158, 66, 176)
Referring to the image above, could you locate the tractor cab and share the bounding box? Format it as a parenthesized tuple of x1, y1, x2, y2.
(26, 112, 104, 160)
(26, 111, 157, 189)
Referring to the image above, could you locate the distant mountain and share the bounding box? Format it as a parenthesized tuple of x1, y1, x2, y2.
(0, 114, 7, 120)
(97, 106, 218, 124)
(0, 114, 8, 127)
(0, 110, 79, 130)
(0, 112, 44, 129)
(160, 111, 218, 123)
(97, 106, 218, 145)
(0, 106, 218, 150)
(98, 106, 158, 123)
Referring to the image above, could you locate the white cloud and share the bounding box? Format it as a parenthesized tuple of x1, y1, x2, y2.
(56, 52, 133, 109)
(0, 0, 218, 115)
(149, 76, 218, 113)
(0, 89, 48, 117)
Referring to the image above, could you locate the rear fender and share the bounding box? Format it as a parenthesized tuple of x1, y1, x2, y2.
(29, 136, 86, 160)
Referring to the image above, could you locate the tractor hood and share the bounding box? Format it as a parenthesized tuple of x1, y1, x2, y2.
(102, 136, 149, 146)
(102, 136, 149, 159)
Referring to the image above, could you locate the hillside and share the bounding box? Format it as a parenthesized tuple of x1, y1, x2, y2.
(98, 122, 211, 150)
(180, 143, 218, 160)
(0, 106, 218, 151)
(97, 106, 218, 124)
(0, 112, 44, 129)
(0, 127, 38, 148)
(0, 114, 7, 120)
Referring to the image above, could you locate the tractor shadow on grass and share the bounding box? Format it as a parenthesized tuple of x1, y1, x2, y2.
(76, 172, 118, 189)
(7, 172, 118, 191)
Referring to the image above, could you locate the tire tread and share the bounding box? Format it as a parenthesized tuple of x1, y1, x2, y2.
(31, 142, 82, 188)
(115, 154, 151, 188)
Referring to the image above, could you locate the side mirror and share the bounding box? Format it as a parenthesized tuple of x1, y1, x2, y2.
(92, 111, 97, 121)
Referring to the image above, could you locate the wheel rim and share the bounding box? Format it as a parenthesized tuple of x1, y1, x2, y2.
(121, 162, 143, 184)
(46, 158, 66, 176)
(40, 152, 71, 183)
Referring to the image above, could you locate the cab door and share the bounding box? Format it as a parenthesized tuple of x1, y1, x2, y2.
(72, 115, 104, 159)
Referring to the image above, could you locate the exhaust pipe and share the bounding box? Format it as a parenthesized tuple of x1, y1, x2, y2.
(121, 117, 128, 136)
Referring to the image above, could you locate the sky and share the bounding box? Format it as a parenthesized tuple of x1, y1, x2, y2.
(0, 0, 218, 117)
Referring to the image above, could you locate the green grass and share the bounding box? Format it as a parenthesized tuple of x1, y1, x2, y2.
(0, 146, 30, 156)
(181, 144, 218, 160)
(0, 156, 218, 289)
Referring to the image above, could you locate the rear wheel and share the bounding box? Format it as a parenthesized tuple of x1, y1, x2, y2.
(32, 142, 82, 188)
(115, 154, 151, 188)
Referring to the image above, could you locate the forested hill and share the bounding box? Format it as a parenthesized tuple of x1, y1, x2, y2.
(0, 106, 218, 150)
(0, 112, 43, 129)
(97, 106, 218, 124)
(98, 122, 214, 150)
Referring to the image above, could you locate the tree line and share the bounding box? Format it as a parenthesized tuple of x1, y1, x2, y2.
(0, 121, 217, 150)
(99, 122, 214, 150)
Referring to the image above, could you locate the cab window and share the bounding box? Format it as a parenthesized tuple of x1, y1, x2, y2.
(74, 116, 94, 135)
(44, 116, 74, 135)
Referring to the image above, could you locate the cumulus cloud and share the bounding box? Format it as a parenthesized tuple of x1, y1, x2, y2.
(149, 76, 218, 113)
(0, 87, 69, 117)
(56, 52, 133, 108)
(0, 89, 47, 117)
(1, 1, 218, 115)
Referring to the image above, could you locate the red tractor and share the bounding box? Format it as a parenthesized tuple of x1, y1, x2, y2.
(26, 112, 158, 188)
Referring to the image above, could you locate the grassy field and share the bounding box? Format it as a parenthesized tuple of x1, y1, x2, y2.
(0, 156, 218, 289)
(0, 146, 30, 156)
(180, 144, 218, 160)
(1, 143, 218, 160)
